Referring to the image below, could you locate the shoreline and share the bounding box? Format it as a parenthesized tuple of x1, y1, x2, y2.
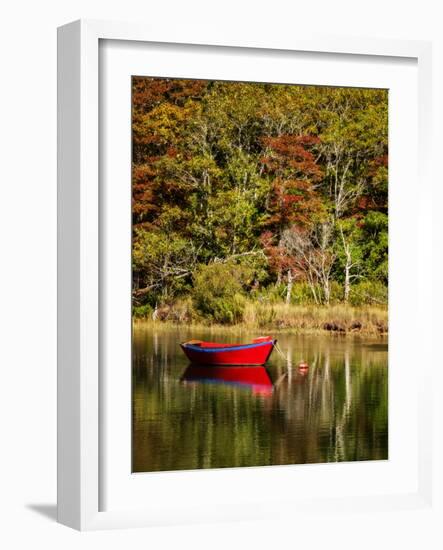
(133, 304, 388, 337)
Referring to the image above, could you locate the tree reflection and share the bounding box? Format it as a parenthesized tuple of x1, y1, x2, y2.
(132, 328, 388, 472)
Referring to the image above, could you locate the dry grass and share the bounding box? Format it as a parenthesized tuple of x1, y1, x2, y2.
(134, 301, 388, 336)
(243, 302, 387, 335)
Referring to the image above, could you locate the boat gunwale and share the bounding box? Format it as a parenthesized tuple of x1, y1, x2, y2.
(180, 340, 276, 353)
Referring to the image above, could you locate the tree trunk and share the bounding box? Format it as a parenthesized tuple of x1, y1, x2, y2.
(323, 279, 330, 305)
(307, 274, 318, 304)
(344, 262, 350, 303)
(342, 237, 352, 303)
(285, 269, 293, 304)
(152, 303, 158, 321)
(340, 227, 353, 304)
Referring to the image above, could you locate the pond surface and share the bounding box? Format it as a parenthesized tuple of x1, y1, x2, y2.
(132, 326, 388, 472)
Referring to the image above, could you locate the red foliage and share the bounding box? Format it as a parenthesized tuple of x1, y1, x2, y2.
(132, 77, 207, 113)
(266, 178, 323, 230)
(132, 163, 159, 225)
(261, 135, 322, 182)
(355, 154, 389, 213)
(260, 229, 305, 279)
(260, 134, 324, 234)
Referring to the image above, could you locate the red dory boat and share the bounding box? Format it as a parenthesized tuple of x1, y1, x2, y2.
(180, 336, 276, 366)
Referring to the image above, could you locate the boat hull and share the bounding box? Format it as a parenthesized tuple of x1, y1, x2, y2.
(180, 340, 276, 366)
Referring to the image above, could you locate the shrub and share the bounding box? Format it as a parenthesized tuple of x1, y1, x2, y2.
(252, 283, 285, 304)
(329, 281, 344, 304)
(193, 262, 250, 324)
(167, 298, 195, 323)
(349, 280, 388, 306)
(132, 303, 153, 319)
(290, 282, 320, 305)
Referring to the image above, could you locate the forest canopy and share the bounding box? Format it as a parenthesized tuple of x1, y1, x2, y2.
(132, 77, 388, 325)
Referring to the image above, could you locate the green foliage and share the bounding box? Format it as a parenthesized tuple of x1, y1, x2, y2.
(131, 77, 389, 321)
(349, 280, 388, 306)
(133, 229, 196, 301)
(329, 281, 345, 304)
(360, 211, 388, 283)
(290, 282, 320, 305)
(253, 283, 287, 304)
(193, 263, 251, 324)
(132, 304, 153, 319)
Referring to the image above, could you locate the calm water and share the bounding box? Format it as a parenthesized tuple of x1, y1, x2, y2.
(132, 326, 388, 472)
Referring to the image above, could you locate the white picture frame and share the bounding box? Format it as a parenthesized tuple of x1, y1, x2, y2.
(57, 19, 434, 531)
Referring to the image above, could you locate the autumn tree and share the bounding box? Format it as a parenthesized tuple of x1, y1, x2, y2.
(260, 134, 326, 300)
(131, 77, 388, 312)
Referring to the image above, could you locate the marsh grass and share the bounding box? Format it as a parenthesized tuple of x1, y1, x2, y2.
(134, 301, 388, 336)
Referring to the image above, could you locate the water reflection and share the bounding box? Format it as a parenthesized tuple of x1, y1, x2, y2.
(182, 365, 274, 396)
(132, 326, 388, 472)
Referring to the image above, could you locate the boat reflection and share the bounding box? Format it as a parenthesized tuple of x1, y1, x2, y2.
(181, 365, 274, 396)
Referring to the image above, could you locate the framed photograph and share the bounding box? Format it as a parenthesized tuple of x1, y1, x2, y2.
(57, 19, 433, 530)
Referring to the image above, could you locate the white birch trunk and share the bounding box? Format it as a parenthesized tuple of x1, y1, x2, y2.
(286, 269, 293, 304)
(344, 261, 351, 303)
